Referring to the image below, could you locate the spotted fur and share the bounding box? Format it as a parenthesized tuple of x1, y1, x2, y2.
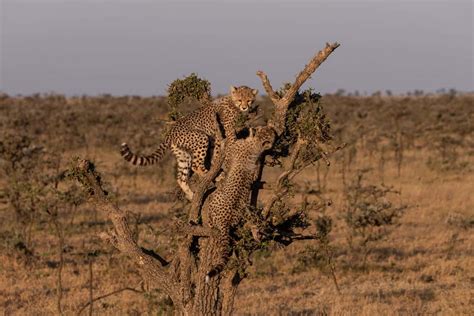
(121, 86, 258, 200)
(202, 126, 275, 280)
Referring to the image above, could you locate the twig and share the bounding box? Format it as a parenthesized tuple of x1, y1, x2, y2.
(262, 139, 305, 218)
(255, 71, 279, 104)
(77, 286, 143, 315)
(88, 259, 93, 316)
(323, 243, 341, 295)
(173, 218, 216, 237)
(50, 214, 64, 316)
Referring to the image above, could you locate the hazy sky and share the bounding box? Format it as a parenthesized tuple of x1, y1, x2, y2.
(1, 0, 472, 96)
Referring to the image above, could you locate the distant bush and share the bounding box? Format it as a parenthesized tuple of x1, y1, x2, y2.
(343, 170, 407, 267)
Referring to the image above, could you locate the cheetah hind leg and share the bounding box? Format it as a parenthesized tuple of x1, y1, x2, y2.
(171, 146, 194, 201)
(189, 132, 210, 177)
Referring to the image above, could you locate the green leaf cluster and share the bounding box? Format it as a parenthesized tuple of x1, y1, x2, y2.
(167, 73, 211, 120)
(272, 87, 331, 161)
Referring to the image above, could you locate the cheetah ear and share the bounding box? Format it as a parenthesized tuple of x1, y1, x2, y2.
(230, 86, 237, 93)
(252, 89, 258, 96)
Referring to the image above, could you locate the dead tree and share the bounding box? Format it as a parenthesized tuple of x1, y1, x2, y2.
(70, 42, 340, 315)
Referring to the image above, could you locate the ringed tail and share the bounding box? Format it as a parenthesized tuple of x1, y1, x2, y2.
(121, 142, 169, 166)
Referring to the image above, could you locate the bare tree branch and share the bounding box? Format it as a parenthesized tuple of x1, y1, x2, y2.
(256, 71, 280, 104)
(262, 141, 345, 219)
(173, 218, 216, 237)
(262, 138, 305, 218)
(77, 286, 144, 315)
(73, 160, 182, 304)
(257, 42, 340, 134)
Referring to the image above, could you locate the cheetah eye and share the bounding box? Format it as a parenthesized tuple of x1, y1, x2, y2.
(236, 100, 242, 106)
(247, 101, 252, 106)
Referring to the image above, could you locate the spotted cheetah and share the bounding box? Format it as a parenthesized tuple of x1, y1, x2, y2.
(202, 126, 275, 281)
(121, 86, 258, 201)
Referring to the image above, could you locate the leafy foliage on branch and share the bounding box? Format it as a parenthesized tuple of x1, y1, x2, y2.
(167, 73, 212, 120)
(271, 86, 331, 163)
(66, 157, 109, 199)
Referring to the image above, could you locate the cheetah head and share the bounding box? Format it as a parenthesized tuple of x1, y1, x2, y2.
(230, 85, 258, 112)
(250, 126, 276, 151)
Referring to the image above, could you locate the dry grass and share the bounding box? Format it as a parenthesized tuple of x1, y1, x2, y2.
(0, 93, 472, 315)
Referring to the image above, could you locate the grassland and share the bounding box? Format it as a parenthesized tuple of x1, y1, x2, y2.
(0, 92, 472, 315)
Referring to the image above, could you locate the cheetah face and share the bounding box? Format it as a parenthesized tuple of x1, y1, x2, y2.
(251, 126, 276, 151)
(230, 85, 258, 112)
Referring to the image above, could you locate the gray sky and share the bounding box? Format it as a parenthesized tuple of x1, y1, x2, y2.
(1, 0, 473, 96)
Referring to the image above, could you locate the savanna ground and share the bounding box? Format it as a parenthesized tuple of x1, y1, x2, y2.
(0, 92, 472, 315)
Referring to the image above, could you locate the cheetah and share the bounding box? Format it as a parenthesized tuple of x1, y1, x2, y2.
(202, 126, 275, 281)
(121, 86, 258, 201)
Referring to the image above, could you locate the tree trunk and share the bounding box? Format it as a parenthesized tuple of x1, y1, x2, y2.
(188, 237, 241, 316)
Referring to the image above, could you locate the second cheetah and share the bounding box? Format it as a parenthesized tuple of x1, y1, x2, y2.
(202, 126, 275, 281)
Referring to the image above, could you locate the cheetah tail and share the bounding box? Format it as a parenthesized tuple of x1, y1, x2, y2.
(205, 232, 231, 282)
(120, 142, 169, 166)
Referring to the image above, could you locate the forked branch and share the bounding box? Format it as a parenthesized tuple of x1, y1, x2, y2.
(257, 42, 340, 134)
